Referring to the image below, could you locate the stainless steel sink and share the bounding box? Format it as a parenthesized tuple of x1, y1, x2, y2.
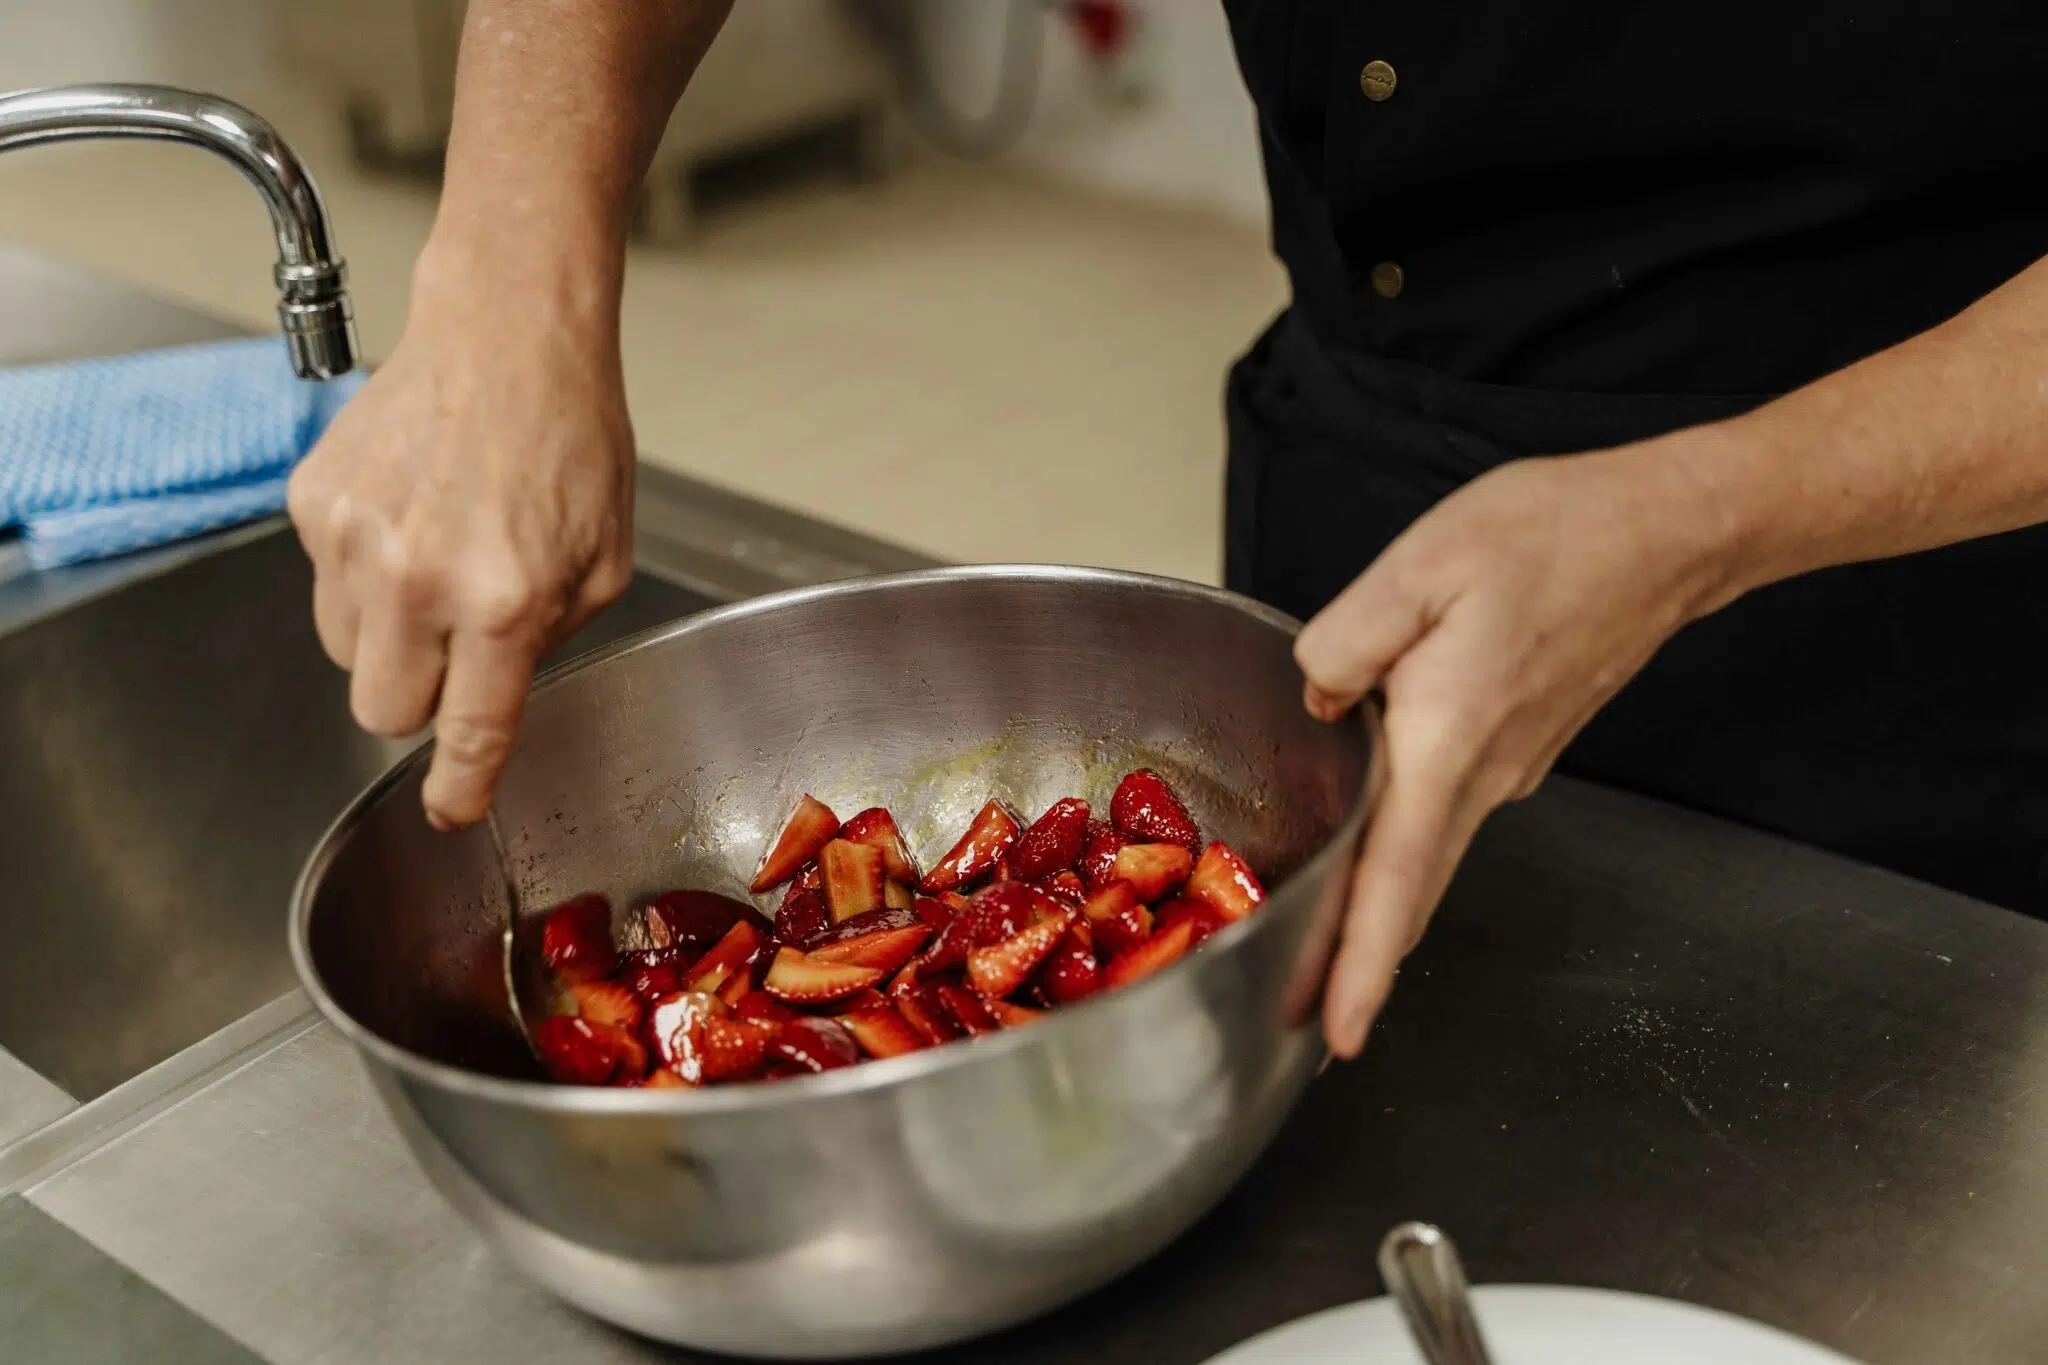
(0, 524, 715, 1099)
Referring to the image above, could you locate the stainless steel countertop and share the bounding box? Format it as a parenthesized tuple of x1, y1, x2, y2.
(4, 241, 2045, 1364)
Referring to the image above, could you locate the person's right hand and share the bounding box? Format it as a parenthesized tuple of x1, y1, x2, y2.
(287, 254, 637, 831)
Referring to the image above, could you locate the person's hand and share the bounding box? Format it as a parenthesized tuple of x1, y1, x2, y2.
(288, 254, 636, 831)
(1295, 442, 1744, 1057)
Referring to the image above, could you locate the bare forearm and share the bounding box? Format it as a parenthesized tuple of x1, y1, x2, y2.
(418, 0, 732, 322)
(1674, 254, 2048, 605)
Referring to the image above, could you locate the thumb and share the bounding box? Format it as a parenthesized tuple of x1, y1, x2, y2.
(1294, 561, 1435, 721)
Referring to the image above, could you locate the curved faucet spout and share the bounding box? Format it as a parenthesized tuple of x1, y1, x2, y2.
(0, 83, 358, 378)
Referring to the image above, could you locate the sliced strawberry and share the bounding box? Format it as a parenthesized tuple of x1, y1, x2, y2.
(687, 918, 768, 996)
(843, 1001, 929, 1059)
(967, 914, 1071, 999)
(646, 890, 754, 958)
(645, 990, 724, 1078)
(698, 1015, 779, 1084)
(987, 1000, 1045, 1029)
(750, 794, 841, 893)
(771, 1016, 861, 1074)
(1154, 896, 1227, 946)
(1011, 797, 1091, 880)
(1110, 768, 1202, 852)
(920, 800, 1021, 893)
(890, 964, 963, 1045)
(1036, 928, 1103, 1006)
(1186, 841, 1267, 922)
(814, 905, 922, 941)
(990, 855, 1017, 884)
(820, 838, 887, 921)
(1112, 843, 1194, 903)
(533, 1013, 621, 1085)
(936, 981, 1001, 1035)
(811, 923, 932, 975)
(540, 894, 615, 983)
(641, 1068, 692, 1090)
(1037, 870, 1088, 906)
(730, 989, 799, 1026)
(592, 1021, 649, 1081)
(616, 947, 688, 1002)
(838, 806, 922, 884)
(884, 879, 915, 912)
(1083, 880, 1154, 957)
(569, 980, 643, 1034)
(773, 888, 831, 949)
(763, 946, 884, 1004)
(913, 895, 955, 929)
(1103, 918, 1197, 991)
(1079, 820, 1131, 891)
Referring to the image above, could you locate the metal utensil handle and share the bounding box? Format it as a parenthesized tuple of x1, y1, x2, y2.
(485, 807, 536, 1049)
(1378, 1222, 1497, 1365)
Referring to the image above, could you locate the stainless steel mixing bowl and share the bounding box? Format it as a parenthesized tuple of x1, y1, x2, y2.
(290, 565, 1376, 1359)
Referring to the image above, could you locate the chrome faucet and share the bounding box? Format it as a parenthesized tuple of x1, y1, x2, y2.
(0, 84, 358, 378)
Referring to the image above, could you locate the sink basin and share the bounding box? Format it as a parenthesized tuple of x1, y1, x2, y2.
(0, 525, 715, 1100)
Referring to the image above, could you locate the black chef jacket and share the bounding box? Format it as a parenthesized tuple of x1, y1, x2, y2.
(1217, 1, 2048, 913)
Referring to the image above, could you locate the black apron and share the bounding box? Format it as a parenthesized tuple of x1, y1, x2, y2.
(1219, 3, 2048, 915)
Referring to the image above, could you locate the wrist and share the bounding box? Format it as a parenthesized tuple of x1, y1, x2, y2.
(1639, 422, 1803, 617)
(410, 209, 624, 346)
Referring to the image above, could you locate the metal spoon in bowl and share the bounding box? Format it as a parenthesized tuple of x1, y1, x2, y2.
(1378, 1222, 1497, 1365)
(485, 806, 544, 1053)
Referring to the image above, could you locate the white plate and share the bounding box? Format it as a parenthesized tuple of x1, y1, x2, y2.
(1203, 1286, 1863, 1365)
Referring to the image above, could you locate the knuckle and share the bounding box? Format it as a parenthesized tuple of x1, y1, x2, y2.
(435, 713, 516, 771)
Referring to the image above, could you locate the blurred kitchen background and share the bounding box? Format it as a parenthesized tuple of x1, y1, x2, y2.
(0, 0, 1287, 583)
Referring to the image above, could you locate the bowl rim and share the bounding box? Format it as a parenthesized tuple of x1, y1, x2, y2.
(288, 563, 1374, 1115)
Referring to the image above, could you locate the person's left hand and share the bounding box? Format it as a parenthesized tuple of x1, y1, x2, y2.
(1294, 440, 1746, 1057)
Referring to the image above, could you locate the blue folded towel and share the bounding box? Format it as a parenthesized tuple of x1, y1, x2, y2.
(0, 337, 365, 569)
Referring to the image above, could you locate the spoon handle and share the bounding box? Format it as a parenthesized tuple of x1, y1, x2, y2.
(1377, 1222, 1496, 1365)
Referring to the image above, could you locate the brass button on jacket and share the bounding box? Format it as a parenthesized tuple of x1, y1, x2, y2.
(1360, 59, 1398, 102)
(1370, 261, 1406, 298)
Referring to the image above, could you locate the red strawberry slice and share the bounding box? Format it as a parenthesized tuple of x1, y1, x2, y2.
(616, 948, 688, 1002)
(640, 1068, 691, 1090)
(1036, 929, 1102, 1005)
(1111, 843, 1194, 903)
(540, 894, 615, 983)
(1111, 768, 1202, 852)
(645, 990, 723, 1078)
(820, 838, 887, 921)
(912, 895, 955, 929)
(838, 806, 922, 884)
(773, 888, 831, 948)
(646, 890, 753, 957)
(987, 1000, 1045, 1029)
(533, 1013, 623, 1085)
(889, 964, 964, 1045)
(569, 980, 643, 1034)
(1103, 918, 1197, 990)
(698, 1015, 779, 1084)
(810, 923, 932, 975)
(1154, 896, 1227, 946)
(687, 918, 768, 996)
(763, 947, 884, 1004)
(967, 914, 1072, 999)
(731, 990, 798, 1026)
(1079, 820, 1131, 891)
(750, 794, 841, 893)
(815, 906, 922, 941)
(1037, 870, 1088, 906)
(1186, 841, 1266, 922)
(771, 1016, 861, 1073)
(990, 855, 1018, 884)
(595, 1021, 649, 1081)
(920, 800, 1021, 893)
(1082, 880, 1153, 956)
(1011, 797, 1091, 880)
(843, 1001, 929, 1059)
(936, 981, 1001, 1035)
